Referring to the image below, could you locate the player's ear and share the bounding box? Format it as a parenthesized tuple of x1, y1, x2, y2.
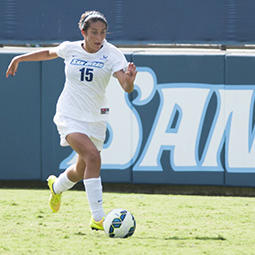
(81, 30, 86, 37)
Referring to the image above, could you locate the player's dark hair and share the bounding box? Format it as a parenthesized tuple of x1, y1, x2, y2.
(79, 11, 108, 32)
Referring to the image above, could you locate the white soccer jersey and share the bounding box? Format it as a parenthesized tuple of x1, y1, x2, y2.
(53, 40, 128, 122)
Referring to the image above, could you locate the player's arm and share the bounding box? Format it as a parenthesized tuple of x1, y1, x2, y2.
(114, 62, 137, 93)
(6, 49, 58, 78)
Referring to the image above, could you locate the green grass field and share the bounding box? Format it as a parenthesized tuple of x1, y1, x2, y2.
(0, 188, 255, 255)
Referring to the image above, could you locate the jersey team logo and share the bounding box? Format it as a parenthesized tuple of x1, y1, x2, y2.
(70, 58, 104, 68)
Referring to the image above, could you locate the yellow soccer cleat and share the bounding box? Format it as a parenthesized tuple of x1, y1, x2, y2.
(47, 175, 62, 213)
(90, 217, 104, 231)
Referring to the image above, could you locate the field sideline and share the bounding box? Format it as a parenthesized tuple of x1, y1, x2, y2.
(1, 188, 255, 255)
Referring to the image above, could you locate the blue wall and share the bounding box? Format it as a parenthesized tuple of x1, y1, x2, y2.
(0, 53, 41, 179)
(0, 0, 255, 45)
(1, 49, 255, 187)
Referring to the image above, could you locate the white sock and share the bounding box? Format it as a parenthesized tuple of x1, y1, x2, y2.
(83, 177, 105, 221)
(53, 171, 76, 194)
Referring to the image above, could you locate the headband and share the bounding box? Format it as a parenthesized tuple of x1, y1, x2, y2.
(81, 12, 107, 29)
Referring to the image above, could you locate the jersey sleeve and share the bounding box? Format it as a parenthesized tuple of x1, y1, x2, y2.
(52, 41, 70, 59)
(111, 47, 128, 75)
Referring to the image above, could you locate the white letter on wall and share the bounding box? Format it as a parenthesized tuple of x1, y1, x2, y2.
(134, 85, 211, 171)
(101, 67, 157, 169)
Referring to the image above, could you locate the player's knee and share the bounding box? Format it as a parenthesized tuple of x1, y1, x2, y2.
(89, 150, 101, 165)
(84, 150, 101, 167)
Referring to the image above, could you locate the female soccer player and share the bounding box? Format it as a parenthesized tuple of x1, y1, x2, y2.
(6, 10, 137, 231)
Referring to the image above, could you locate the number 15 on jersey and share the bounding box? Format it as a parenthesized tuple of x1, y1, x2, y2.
(79, 67, 94, 82)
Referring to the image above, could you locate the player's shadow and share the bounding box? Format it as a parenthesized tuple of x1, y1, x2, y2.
(136, 235, 226, 241)
(165, 235, 226, 241)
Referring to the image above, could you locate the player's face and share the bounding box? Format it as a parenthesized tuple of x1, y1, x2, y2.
(83, 21, 107, 53)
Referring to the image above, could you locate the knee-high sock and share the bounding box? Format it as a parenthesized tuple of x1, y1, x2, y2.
(53, 171, 76, 194)
(83, 177, 105, 221)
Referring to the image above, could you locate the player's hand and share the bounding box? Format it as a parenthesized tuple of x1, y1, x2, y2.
(6, 57, 19, 78)
(114, 62, 137, 93)
(125, 62, 137, 84)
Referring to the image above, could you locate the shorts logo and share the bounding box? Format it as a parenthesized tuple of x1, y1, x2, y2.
(101, 108, 109, 114)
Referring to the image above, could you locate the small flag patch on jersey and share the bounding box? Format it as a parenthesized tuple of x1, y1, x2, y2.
(100, 108, 109, 114)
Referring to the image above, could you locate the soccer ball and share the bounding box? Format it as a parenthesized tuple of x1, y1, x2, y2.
(103, 209, 136, 238)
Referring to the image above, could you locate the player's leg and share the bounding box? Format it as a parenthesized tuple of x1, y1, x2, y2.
(66, 132, 105, 229)
(66, 132, 101, 178)
(52, 155, 85, 194)
(66, 155, 86, 182)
